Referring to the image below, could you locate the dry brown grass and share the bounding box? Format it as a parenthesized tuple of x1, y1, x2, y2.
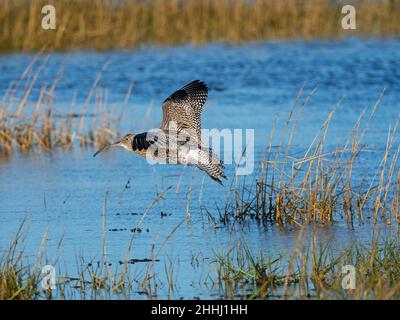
(1, 0, 400, 53)
(0, 54, 122, 156)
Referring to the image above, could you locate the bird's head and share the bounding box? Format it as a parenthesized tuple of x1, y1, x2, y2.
(93, 133, 134, 157)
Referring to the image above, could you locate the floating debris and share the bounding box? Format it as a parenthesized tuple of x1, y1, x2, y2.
(118, 258, 160, 265)
(160, 211, 172, 217)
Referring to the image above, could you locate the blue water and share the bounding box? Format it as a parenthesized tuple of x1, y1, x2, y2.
(0, 38, 399, 299)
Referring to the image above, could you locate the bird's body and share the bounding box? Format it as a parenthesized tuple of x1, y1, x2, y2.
(94, 80, 226, 184)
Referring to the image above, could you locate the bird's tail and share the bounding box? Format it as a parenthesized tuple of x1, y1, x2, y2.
(196, 148, 227, 185)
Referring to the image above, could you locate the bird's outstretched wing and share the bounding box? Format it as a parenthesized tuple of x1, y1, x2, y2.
(160, 80, 208, 142)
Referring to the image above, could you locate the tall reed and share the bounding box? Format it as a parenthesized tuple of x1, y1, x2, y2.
(0, 54, 122, 156)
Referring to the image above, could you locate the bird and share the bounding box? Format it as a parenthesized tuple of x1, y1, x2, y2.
(93, 80, 227, 185)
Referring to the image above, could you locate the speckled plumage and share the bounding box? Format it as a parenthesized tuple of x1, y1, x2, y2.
(160, 80, 207, 142)
(144, 80, 225, 183)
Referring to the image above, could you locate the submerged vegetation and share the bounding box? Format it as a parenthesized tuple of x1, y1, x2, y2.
(1, 0, 400, 53)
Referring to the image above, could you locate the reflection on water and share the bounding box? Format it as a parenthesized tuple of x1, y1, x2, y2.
(0, 38, 400, 298)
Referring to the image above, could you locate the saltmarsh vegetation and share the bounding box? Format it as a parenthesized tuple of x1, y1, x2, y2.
(1, 0, 400, 53)
(220, 88, 400, 226)
(208, 86, 400, 299)
(1, 220, 400, 299)
(213, 231, 400, 299)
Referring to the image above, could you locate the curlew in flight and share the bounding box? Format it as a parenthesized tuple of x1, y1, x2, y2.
(94, 80, 226, 184)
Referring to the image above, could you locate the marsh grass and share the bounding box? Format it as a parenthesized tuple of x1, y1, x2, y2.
(218, 89, 400, 226)
(0, 53, 123, 156)
(2, 219, 399, 299)
(0, 222, 40, 299)
(1, 0, 400, 53)
(0, 220, 62, 299)
(0, 190, 181, 300)
(212, 231, 400, 299)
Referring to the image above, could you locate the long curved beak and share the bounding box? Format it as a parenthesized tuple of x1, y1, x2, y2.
(93, 141, 121, 157)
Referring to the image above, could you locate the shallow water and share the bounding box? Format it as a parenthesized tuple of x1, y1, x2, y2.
(0, 38, 399, 299)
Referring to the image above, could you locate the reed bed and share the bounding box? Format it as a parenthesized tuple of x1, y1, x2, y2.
(1, 0, 400, 53)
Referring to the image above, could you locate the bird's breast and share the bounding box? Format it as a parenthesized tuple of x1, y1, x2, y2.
(177, 148, 200, 165)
